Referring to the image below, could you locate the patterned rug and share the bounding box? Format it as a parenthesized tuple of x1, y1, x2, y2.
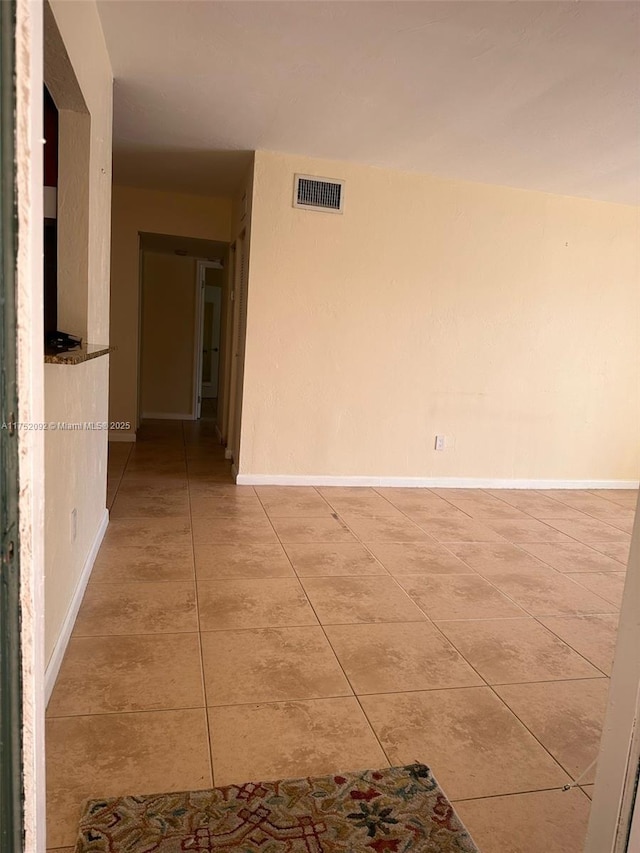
(75, 763, 478, 853)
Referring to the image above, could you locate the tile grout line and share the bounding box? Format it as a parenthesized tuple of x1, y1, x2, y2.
(318, 502, 598, 788)
(255, 487, 396, 770)
(184, 418, 217, 789)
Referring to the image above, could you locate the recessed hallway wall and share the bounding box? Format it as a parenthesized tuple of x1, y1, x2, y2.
(108, 186, 233, 435)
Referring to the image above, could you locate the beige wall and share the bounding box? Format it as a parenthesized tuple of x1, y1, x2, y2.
(239, 150, 640, 483)
(109, 186, 232, 433)
(140, 252, 197, 417)
(44, 0, 112, 667)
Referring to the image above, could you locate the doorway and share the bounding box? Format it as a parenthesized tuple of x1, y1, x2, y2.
(136, 233, 228, 422)
(196, 262, 224, 421)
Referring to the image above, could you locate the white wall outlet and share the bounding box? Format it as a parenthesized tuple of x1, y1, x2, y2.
(71, 507, 77, 542)
(434, 435, 446, 451)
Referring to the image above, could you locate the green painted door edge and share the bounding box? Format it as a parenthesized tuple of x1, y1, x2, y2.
(0, 0, 24, 850)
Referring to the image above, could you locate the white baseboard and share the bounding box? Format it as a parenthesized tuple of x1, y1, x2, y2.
(108, 431, 136, 442)
(141, 411, 195, 420)
(45, 508, 109, 704)
(235, 474, 640, 489)
(231, 463, 239, 480)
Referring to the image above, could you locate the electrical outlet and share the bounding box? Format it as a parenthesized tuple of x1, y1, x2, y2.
(434, 435, 446, 451)
(71, 508, 77, 542)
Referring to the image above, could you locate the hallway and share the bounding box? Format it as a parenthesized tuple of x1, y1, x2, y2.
(46, 421, 635, 853)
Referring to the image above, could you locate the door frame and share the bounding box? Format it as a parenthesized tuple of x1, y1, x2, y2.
(224, 234, 243, 463)
(193, 259, 223, 420)
(585, 500, 640, 852)
(0, 1, 24, 847)
(201, 282, 222, 400)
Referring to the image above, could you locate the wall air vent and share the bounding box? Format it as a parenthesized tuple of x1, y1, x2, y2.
(293, 174, 344, 214)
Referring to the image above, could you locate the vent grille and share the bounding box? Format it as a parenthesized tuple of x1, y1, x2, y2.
(293, 174, 344, 214)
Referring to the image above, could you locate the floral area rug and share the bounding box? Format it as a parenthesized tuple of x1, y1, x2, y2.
(75, 763, 479, 853)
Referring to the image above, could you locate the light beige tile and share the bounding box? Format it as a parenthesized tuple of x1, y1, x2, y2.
(438, 618, 602, 684)
(46, 709, 212, 848)
(192, 516, 278, 545)
(455, 789, 591, 853)
(579, 504, 636, 526)
(402, 504, 472, 521)
(188, 482, 256, 498)
(259, 490, 333, 517)
(486, 568, 615, 616)
(589, 489, 638, 502)
(484, 490, 583, 518)
(209, 697, 388, 786)
(73, 582, 197, 635)
(447, 499, 530, 520)
(581, 785, 594, 799)
(124, 459, 187, 476)
(102, 517, 191, 549)
(284, 543, 385, 577)
(538, 490, 625, 516)
(395, 574, 525, 620)
(596, 515, 634, 534)
(110, 491, 190, 519)
(567, 572, 626, 607)
(194, 544, 294, 579)
(366, 542, 472, 575)
(361, 688, 569, 800)
(591, 541, 630, 564)
(447, 542, 547, 575)
(301, 576, 427, 624)
(495, 679, 609, 780)
(119, 471, 189, 488)
(414, 517, 506, 543)
(338, 515, 433, 542)
(189, 495, 266, 517)
(318, 490, 402, 516)
(326, 622, 482, 694)
(91, 543, 195, 583)
(270, 516, 357, 543)
(542, 517, 631, 544)
(375, 489, 470, 519)
(201, 627, 351, 705)
(47, 633, 204, 716)
(197, 578, 317, 630)
(254, 486, 320, 500)
(518, 541, 625, 573)
(484, 518, 572, 543)
(539, 614, 619, 675)
(429, 488, 490, 499)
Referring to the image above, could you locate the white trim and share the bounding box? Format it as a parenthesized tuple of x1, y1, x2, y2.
(141, 411, 195, 420)
(108, 430, 136, 442)
(236, 474, 640, 489)
(224, 447, 233, 460)
(44, 509, 109, 704)
(231, 463, 239, 480)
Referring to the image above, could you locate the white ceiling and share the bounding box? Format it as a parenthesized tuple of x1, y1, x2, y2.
(97, 0, 640, 204)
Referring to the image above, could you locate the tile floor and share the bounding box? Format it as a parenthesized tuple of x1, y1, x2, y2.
(45, 419, 637, 853)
